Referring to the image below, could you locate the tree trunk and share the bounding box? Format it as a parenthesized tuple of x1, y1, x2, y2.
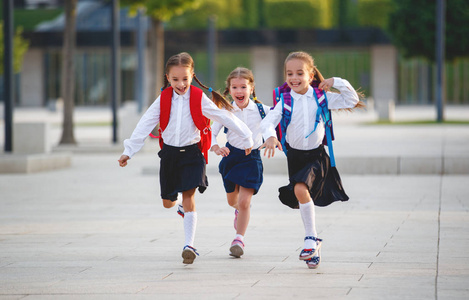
(59, 0, 77, 145)
(151, 18, 164, 100)
(147, 18, 164, 106)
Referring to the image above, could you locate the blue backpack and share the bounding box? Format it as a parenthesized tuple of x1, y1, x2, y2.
(273, 81, 336, 167)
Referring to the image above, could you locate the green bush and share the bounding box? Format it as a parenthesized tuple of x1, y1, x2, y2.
(357, 0, 393, 28)
(264, 0, 316, 29)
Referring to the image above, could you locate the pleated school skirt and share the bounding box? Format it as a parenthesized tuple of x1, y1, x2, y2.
(218, 142, 263, 195)
(278, 144, 349, 209)
(158, 143, 208, 201)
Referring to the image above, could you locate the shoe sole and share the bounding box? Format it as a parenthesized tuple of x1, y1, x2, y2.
(229, 244, 244, 258)
(299, 241, 322, 261)
(306, 261, 320, 269)
(306, 249, 321, 269)
(182, 249, 196, 264)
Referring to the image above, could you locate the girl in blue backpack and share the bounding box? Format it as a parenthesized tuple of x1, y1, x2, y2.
(118, 53, 253, 265)
(211, 67, 270, 258)
(259, 51, 365, 269)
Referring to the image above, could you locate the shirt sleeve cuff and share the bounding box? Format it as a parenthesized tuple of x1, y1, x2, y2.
(242, 137, 254, 149)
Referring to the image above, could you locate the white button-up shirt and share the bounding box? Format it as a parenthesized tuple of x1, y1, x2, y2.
(211, 100, 271, 149)
(261, 77, 359, 150)
(123, 87, 254, 158)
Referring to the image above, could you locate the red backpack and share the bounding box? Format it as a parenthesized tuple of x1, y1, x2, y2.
(151, 86, 212, 163)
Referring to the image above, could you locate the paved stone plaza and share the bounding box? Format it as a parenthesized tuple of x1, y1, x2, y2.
(1, 106, 468, 299)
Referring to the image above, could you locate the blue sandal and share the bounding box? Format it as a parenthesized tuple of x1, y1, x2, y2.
(305, 249, 321, 269)
(299, 236, 322, 260)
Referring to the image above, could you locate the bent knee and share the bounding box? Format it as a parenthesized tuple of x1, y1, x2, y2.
(294, 182, 308, 193)
(238, 200, 251, 211)
(162, 199, 176, 209)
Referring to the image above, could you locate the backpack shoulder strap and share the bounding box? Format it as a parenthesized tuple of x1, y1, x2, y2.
(256, 102, 266, 119)
(272, 83, 293, 156)
(309, 84, 336, 167)
(189, 86, 207, 129)
(159, 87, 173, 131)
(189, 86, 211, 163)
(153, 87, 173, 148)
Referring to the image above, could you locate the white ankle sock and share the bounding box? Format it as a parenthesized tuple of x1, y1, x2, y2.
(184, 211, 197, 247)
(299, 201, 317, 249)
(235, 234, 244, 242)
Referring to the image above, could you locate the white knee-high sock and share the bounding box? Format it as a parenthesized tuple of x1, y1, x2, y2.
(299, 201, 317, 249)
(184, 211, 197, 247)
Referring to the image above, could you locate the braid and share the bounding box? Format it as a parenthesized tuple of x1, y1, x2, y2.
(252, 90, 262, 104)
(162, 75, 170, 90)
(193, 74, 233, 111)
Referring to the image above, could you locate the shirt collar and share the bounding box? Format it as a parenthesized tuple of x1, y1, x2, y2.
(233, 99, 257, 112)
(172, 86, 191, 100)
(290, 85, 314, 100)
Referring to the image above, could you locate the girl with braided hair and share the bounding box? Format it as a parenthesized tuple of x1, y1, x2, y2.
(210, 67, 271, 258)
(118, 53, 253, 265)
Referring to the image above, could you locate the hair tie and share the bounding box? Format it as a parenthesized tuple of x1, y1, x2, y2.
(161, 87, 164, 91)
(208, 87, 213, 93)
(253, 96, 257, 101)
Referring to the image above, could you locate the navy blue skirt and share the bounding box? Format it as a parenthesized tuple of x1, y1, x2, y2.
(158, 143, 208, 201)
(218, 143, 263, 195)
(278, 145, 349, 209)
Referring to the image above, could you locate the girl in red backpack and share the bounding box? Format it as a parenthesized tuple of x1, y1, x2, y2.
(210, 67, 271, 258)
(259, 51, 364, 269)
(118, 52, 253, 265)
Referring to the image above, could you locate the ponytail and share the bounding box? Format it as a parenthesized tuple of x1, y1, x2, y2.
(193, 74, 234, 111)
(312, 66, 325, 83)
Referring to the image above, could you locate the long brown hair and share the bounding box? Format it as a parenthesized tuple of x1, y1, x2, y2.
(223, 67, 262, 104)
(162, 52, 233, 111)
(284, 51, 366, 109)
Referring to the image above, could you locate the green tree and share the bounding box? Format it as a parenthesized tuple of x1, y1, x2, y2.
(0, 24, 29, 74)
(387, 0, 469, 61)
(168, 0, 334, 30)
(121, 0, 200, 105)
(357, 0, 393, 29)
(168, 0, 243, 30)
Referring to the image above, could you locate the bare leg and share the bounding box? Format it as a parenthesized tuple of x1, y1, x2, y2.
(294, 183, 312, 204)
(182, 188, 196, 212)
(235, 187, 254, 236)
(226, 185, 240, 210)
(162, 199, 176, 208)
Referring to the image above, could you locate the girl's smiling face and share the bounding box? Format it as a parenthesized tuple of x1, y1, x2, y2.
(166, 65, 193, 95)
(229, 77, 253, 109)
(285, 58, 314, 95)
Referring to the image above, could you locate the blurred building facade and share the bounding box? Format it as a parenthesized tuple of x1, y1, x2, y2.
(13, 1, 469, 109)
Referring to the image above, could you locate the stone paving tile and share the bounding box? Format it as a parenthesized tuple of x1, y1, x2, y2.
(1, 153, 469, 299)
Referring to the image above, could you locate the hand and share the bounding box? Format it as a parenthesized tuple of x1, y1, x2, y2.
(118, 155, 130, 167)
(212, 145, 230, 157)
(318, 78, 334, 91)
(245, 147, 252, 156)
(258, 136, 282, 158)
